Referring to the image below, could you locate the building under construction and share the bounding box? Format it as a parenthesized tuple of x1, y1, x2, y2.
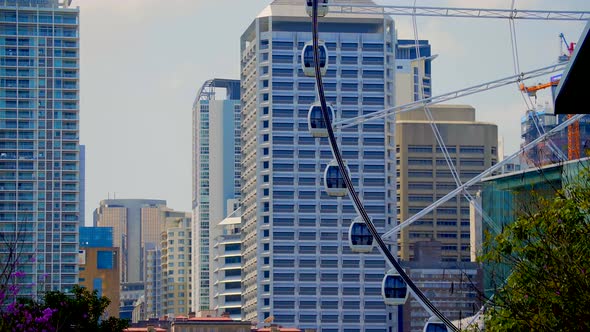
(520, 106, 590, 167)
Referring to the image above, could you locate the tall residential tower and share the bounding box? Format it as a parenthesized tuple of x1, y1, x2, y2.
(240, 1, 396, 329)
(192, 79, 241, 312)
(0, 0, 80, 296)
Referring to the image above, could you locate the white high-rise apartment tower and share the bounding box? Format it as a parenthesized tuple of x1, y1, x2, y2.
(0, 0, 80, 296)
(192, 79, 241, 312)
(240, 0, 397, 329)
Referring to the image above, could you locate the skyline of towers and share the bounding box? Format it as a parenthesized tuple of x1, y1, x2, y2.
(240, 0, 397, 329)
(0, 0, 80, 296)
(2, 0, 578, 328)
(191, 79, 241, 312)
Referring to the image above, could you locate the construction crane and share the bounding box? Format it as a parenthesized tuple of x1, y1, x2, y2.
(568, 114, 581, 159)
(519, 80, 559, 98)
(519, 78, 581, 160)
(559, 33, 576, 62)
(558, 33, 580, 159)
(518, 33, 580, 160)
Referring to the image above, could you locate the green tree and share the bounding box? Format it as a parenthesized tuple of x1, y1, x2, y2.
(43, 285, 128, 331)
(480, 171, 590, 331)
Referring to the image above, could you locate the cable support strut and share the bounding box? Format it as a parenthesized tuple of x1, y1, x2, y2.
(328, 4, 590, 21)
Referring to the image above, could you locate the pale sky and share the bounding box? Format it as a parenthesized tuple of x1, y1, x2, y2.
(70, 0, 590, 224)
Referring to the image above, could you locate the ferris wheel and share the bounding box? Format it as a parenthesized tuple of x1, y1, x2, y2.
(304, 0, 589, 331)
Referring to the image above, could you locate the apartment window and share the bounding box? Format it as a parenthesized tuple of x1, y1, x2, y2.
(438, 233, 458, 239)
(460, 158, 485, 166)
(408, 158, 433, 166)
(408, 145, 432, 153)
(460, 145, 484, 154)
(408, 171, 433, 178)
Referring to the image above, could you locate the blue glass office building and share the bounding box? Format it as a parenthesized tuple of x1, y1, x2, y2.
(240, 0, 396, 329)
(0, 0, 80, 295)
(79, 226, 113, 248)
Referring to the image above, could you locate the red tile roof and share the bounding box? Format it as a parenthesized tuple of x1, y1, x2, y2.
(186, 316, 234, 321)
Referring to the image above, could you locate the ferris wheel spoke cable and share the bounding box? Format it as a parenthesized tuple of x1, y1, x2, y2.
(310, 1, 459, 330)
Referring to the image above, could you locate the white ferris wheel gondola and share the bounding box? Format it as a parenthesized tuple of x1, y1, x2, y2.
(307, 102, 334, 138)
(423, 316, 452, 332)
(348, 217, 374, 253)
(381, 269, 409, 306)
(301, 40, 328, 77)
(323, 160, 348, 197)
(305, 0, 329, 17)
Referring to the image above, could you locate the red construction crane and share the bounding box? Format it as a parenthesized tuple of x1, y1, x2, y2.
(567, 114, 581, 160)
(558, 33, 576, 62)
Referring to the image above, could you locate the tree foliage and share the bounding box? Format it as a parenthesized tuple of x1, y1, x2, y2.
(44, 285, 128, 331)
(480, 171, 590, 331)
(0, 284, 128, 332)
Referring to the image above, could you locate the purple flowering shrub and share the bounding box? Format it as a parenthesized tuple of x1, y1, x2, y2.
(0, 272, 57, 332)
(0, 274, 128, 331)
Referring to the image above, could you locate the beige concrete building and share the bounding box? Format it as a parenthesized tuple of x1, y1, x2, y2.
(78, 247, 120, 318)
(161, 212, 192, 317)
(396, 105, 497, 261)
(93, 199, 168, 283)
(395, 55, 431, 106)
(142, 206, 166, 249)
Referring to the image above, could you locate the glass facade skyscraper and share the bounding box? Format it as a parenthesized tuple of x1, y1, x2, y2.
(192, 79, 241, 312)
(0, 0, 79, 296)
(240, 1, 396, 329)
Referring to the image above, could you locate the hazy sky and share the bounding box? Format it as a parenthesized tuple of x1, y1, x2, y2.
(69, 0, 589, 224)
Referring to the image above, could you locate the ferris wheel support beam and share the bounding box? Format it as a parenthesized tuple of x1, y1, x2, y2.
(335, 62, 567, 128)
(381, 113, 586, 240)
(328, 4, 590, 21)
